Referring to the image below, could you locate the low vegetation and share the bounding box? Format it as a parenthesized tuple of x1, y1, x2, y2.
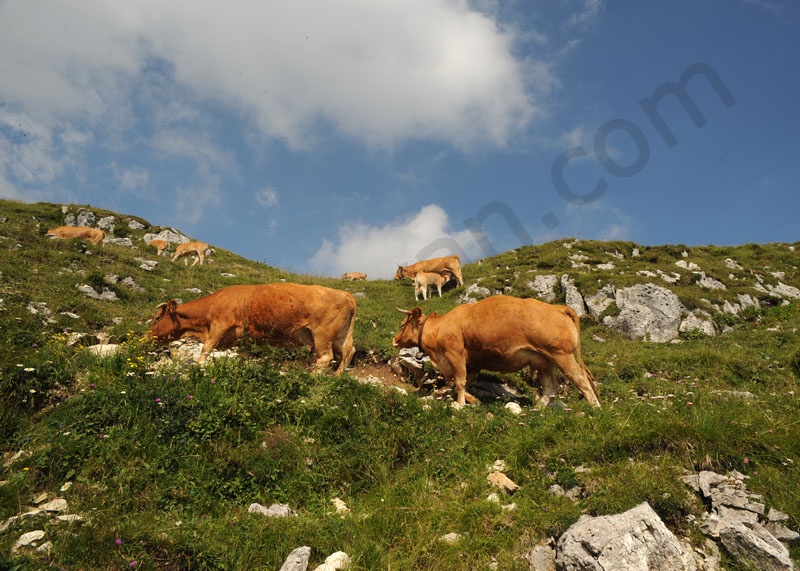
(0, 199, 798, 569)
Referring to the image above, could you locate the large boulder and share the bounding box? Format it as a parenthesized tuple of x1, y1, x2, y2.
(556, 502, 697, 571)
(604, 284, 684, 342)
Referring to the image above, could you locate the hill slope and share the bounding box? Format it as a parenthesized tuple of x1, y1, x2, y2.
(1, 200, 798, 569)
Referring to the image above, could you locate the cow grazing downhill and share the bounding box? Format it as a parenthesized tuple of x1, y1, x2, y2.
(341, 272, 367, 281)
(414, 271, 450, 300)
(172, 241, 210, 266)
(392, 295, 600, 408)
(47, 226, 105, 246)
(147, 283, 357, 374)
(395, 255, 463, 287)
(147, 239, 169, 256)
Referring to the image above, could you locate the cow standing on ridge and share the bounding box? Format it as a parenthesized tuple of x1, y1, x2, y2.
(395, 255, 463, 287)
(172, 241, 210, 266)
(147, 283, 357, 374)
(392, 295, 600, 408)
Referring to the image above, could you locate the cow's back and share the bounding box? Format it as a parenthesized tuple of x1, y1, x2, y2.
(207, 283, 355, 334)
(439, 296, 578, 350)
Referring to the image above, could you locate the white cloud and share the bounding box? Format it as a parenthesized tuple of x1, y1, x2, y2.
(0, 0, 540, 151)
(308, 204, 482, 279)
(115, 166, 150, 191)
(255, 187, 278, 208)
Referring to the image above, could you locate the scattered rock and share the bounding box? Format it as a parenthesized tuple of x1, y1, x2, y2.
(439, 533, 463, 545)
(331, 498, 350, 516)
(695, 272, 727, 290)
(12, 530, 46, 554)
(679, 310, 717, 337)
(104, 237, 133, 247)
(313, 551, 349, 571)
(76, 284, 118, 301)
(676, 260, 701, 271)
(128, 219, 146, 230)
(39, 498, 68, 513)
(279, 546, 311, 571)
(459, 283, 491, 304)
(526, 540, 556, 571)
(85, 344, 121, 357)
(143, 230, 189, 245)
(248, 503, 296, 518)
(487, 471, 519, 495)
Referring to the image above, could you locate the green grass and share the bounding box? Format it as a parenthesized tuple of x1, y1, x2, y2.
(1, 200, 799, 569)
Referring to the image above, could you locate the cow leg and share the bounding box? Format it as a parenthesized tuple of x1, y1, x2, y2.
(552, 354, 601, 407)
(533, 364, 560, 410)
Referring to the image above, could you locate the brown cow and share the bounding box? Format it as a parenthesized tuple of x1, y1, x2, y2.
(147, 283, 357, 374)
(47, 226, 105, 246)
(341, 272, 367, 281)
(395, 255, 463, 286)
(147, 239, 169, 256)
(172, 241, 210, 266)
(413, 271, 449, 300)
(392, 295, 600, 408)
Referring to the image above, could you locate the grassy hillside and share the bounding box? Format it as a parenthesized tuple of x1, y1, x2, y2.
(1, 199, 798, 569)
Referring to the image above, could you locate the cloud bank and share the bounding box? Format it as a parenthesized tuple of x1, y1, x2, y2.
(308, 204, 482, 279)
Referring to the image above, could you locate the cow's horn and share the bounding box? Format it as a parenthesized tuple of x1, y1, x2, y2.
(154, 302, 167, 310)
(395, 307, 412, 315)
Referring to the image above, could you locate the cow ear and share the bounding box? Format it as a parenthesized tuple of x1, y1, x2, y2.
(395, 307, 412, 315)
(411, 307, 423, 319)
(166, 299, 178, 313)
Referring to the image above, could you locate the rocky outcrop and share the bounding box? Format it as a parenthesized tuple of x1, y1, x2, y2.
(556, 502, 699, 570)
(603, 284, 684, 342)
(561, 275, 586, 317)
(682, 470, 796, 571)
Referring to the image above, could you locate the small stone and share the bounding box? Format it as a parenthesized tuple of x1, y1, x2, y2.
(12, 530, 46, 553)
(439, 532, 462, 545)
(487, 471, 519, 494)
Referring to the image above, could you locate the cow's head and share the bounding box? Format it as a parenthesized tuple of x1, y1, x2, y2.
(392, 306, 424, 348)
(146, 299, 182, 342)
(394, 265, 405, 281)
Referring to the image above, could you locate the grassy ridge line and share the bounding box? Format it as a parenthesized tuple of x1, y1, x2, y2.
(0, 199, 799, 569)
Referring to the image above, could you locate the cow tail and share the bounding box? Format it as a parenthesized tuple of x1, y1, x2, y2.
(565, 308, 601, 403)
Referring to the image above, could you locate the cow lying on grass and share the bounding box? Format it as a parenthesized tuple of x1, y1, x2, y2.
(47, 226, 105, 246)
(147, 283, 357, 374)
(393, 295, 600, 408)
(341, 272, 367, 281)
(172, 241, 210, 266)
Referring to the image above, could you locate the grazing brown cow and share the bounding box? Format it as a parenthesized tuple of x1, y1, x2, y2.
(413, 271, 449, 300)
(47, 226, 105, 246)
(392, 295, 600, 408)
(341, 272, 367, 281)
(395, 255, 463, 286)
(172, 241, 210, 266)
(147, 239, 169, 256)
(147, 283, 357, 374)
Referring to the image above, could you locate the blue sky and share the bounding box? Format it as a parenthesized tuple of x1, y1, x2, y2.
(1, 0, 797, 278)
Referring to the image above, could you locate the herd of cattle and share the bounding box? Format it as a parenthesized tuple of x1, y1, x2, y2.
(47, 225, 600, 408)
